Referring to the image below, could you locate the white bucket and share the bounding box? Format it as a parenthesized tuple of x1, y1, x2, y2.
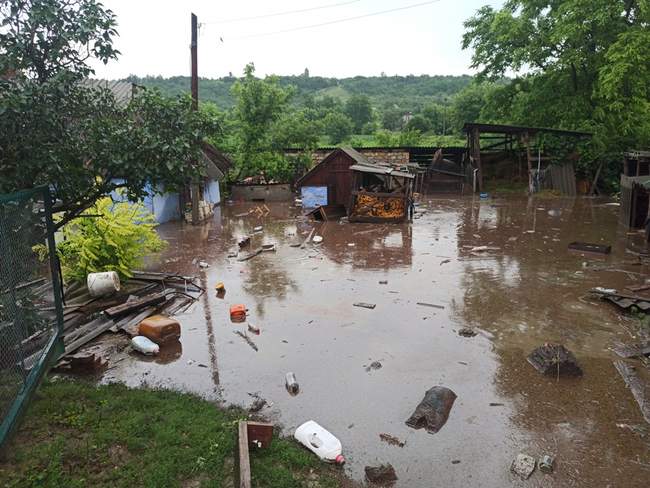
(87, 271, 121, 297)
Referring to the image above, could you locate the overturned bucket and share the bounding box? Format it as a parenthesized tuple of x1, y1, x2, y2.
(87, 271, 121, 297)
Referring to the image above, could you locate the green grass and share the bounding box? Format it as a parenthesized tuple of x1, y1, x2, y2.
(0, 380, 344, 488)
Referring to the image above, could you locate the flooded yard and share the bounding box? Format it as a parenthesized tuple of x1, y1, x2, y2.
(102, 196, 650, 487)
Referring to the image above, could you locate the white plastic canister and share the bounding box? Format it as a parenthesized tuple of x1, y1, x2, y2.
(87, 271, 121, 297)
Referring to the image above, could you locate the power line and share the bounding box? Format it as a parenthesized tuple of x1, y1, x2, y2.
(232, 0, 442, 40)
(202, 0, 361, 25)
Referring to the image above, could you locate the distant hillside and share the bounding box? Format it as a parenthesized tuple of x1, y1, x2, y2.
(125, 74, 473, 111)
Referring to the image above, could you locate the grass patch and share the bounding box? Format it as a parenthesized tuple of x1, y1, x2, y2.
(0, 380, 345, 488)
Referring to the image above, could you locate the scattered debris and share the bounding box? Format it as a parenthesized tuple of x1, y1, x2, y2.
(354, 302, 376, 309)
(138, 315, 181, 344)
(198, 261, 209, 268)
(87, 271, 120, 297)
(230, 304, 247, 322)
(227, 251, 238, 258)
(131, 336, 159, 356)
(312, 235, 323, 244)
(285, 372, 299, 395)
(568, 241, 611, 255)
(527, 344, 583, 376)
(300, 228, 316, 249)
(238, 236, 251, 248)
(451, 460, 461, 465)
(469, 245, 500, 253)
(613, 360, 650, 424)
(379, 280, 388, 285)
(237, 248, 263, 261)
(416, 302, 445, 309)
(379, 433, 405, 447)
(406, 386, 457, 434)
(511, 453, 536, 480)
(294, 421, 345, 464)
(234, 330, 258, 352)
(365, 361, 382, 372)
(253, 225, 263, 232)
(261, 243, 276, 252)
(539, 455, 555, 474)
(365, 464, 398, 484)
(611, 340, 650, 359)
(489, 402, 504, 407)
(458, 327, 477, 337)
(248, 395, 267, 413)
(591, 288, 650, 313)
(214, 282, 226, 292)
(104, 292, 167, 318)
(239, 421, 274, 487)
(440, 259, 451, 265)
(307, 204, 347, 221)
(247, 323, 260, 335)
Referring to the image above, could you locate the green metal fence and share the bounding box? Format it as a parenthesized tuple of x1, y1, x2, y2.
(0, 187, 64, 448)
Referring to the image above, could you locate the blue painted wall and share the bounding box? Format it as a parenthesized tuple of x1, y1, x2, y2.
(109, 178, 220, 224)
(301, 186, 328, 208)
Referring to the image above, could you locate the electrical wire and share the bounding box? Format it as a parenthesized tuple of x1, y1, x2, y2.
(202, 0, 361, 25)
(231, 0, 442, 40)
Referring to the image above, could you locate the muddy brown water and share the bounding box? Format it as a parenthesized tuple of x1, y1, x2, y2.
(102, 196, 650, 487)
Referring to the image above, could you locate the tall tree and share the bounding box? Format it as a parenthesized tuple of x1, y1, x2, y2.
(345, 94, 373, 133)
(0, 0, 219, 228)
(462, 0, 650, 173)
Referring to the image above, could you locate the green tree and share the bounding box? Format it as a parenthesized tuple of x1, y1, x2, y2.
(462, 0, 650, 178)
(345, 94, 373, 133)
(323, 112, 354, 144)
(381, 107, 404, 131)
(405, 114, 431, 133)
(0, 0, 220, 228)
(231, 63, 292, 178)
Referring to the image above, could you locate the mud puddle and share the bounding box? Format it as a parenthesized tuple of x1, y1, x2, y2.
(101, 196, 650, 487)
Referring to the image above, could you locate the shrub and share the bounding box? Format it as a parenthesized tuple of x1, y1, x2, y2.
(55, 195, 166, 282)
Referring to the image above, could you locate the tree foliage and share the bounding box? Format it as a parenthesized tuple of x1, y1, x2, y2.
(54, 196, 166, 282)
(462, 0, 650, 179)
(0, 0, 220, 227)
(345, 94, 373, 133)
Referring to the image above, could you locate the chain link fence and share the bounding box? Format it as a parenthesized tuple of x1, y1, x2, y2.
(0, 187, 64, 447)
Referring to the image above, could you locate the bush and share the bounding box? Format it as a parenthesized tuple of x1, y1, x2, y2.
(55, 195, 166, 282)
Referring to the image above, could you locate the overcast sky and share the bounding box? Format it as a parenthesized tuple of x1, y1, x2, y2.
(89, 0, 504, 80)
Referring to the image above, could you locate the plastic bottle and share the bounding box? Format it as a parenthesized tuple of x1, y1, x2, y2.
(294, 420, 345, 464)
(131, 336, 160, 355)
(285, 372, 299, 394)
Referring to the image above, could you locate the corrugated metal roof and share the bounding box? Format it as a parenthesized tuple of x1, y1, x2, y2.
(82, 79, 137, 106)
(462, 122, 592, 138)
(349, 164, 414, 179)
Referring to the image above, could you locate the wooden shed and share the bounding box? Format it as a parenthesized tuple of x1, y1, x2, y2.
(295, 147, 372, 209)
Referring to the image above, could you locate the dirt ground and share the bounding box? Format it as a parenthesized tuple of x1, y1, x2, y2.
(101, 195, 650, 487)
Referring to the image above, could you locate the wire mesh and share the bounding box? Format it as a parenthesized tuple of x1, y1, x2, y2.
(0, 187, 63, 445)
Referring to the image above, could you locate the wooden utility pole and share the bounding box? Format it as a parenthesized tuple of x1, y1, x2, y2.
(190, 12, 200, 224)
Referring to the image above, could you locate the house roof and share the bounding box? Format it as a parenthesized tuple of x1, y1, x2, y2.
(82, 79, 139, 107)
(295, 148, 358, 186)
(462, 122, 592, 138)
(201, 142, 233, 180)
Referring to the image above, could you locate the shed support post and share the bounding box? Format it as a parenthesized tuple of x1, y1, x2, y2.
(470, 128, 482, 192)
(524, 132, 534, 194)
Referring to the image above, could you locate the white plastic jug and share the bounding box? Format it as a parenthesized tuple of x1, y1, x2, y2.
(131, 336, 160, 355)
(294, 420, 345, 464)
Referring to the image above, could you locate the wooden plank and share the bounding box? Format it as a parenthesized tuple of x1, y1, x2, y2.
(104, 292, 167, 318)
(568, 241, 611, 255)
(64, 318, 116, 355)
(238, 421, 252, 488)
(612, 341, 650, 359)
(613, 360, 650, 424)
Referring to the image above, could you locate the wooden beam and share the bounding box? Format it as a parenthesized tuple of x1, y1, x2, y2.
(238, 421, 252, 488)
(104, 292, 167, 318)
(524, 132, 533, 193)
(471, 128, 483, 192)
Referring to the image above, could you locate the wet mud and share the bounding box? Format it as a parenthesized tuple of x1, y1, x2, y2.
(102, 196, 650, 487)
